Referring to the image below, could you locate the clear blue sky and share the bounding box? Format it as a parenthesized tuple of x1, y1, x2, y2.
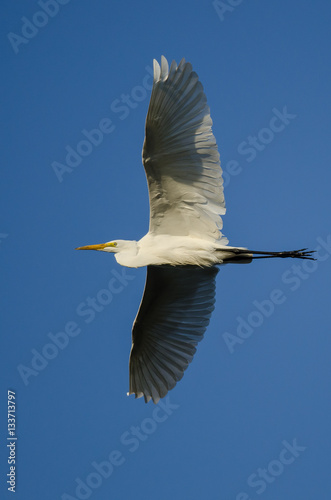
(1, 1, 331, 499)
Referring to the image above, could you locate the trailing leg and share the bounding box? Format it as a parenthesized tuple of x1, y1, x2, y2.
(231, 247, 316, 261)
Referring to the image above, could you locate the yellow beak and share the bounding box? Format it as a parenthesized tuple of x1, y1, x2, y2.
(75, 242, 116, 251)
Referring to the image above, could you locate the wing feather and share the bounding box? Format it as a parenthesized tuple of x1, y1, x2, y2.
(128, 265, 218, 403)
(142, 56, 226, 241)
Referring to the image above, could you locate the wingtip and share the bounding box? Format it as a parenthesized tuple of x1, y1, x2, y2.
(127, 390, 146, 401)
(153, 58, 161, 82)
(160, 55, 169, 81)
(153, 56, 191, 84)
(127, 389, 160, 404)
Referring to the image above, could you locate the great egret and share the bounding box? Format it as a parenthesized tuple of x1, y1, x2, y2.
(76, 56, 314, 403)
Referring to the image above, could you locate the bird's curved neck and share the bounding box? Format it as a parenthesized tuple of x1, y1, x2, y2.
(114, 240, 139, 267)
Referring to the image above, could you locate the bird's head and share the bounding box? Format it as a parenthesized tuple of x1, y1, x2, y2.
(75, 241, 120, 253)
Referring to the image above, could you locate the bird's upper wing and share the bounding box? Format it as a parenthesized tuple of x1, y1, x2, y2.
(142, 56, 226, 242)
(128, 265, 218, 403)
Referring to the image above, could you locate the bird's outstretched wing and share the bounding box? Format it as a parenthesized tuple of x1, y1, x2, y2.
(142, 56, 226, 242)
(128, 265, 219, 403)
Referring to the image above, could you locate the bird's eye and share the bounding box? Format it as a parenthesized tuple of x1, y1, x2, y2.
(113, 242, 117, 247)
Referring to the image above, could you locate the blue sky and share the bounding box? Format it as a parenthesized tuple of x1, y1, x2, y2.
(1, 1, 331, 499)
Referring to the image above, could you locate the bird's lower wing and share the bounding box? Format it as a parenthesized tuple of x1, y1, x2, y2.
(142, 56, 227, 242)
(128, 265, 219, 403)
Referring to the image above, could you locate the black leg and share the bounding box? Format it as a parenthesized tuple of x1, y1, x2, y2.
(232, 247, 316, 261)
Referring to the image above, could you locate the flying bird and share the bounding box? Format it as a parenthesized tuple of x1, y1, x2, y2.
(76, 56, 314, 403)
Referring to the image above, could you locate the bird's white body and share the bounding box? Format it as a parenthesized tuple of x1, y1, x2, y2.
(112, 235, 244, 268)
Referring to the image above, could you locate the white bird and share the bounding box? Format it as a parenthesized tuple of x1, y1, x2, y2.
(76, 56, 314, 403)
